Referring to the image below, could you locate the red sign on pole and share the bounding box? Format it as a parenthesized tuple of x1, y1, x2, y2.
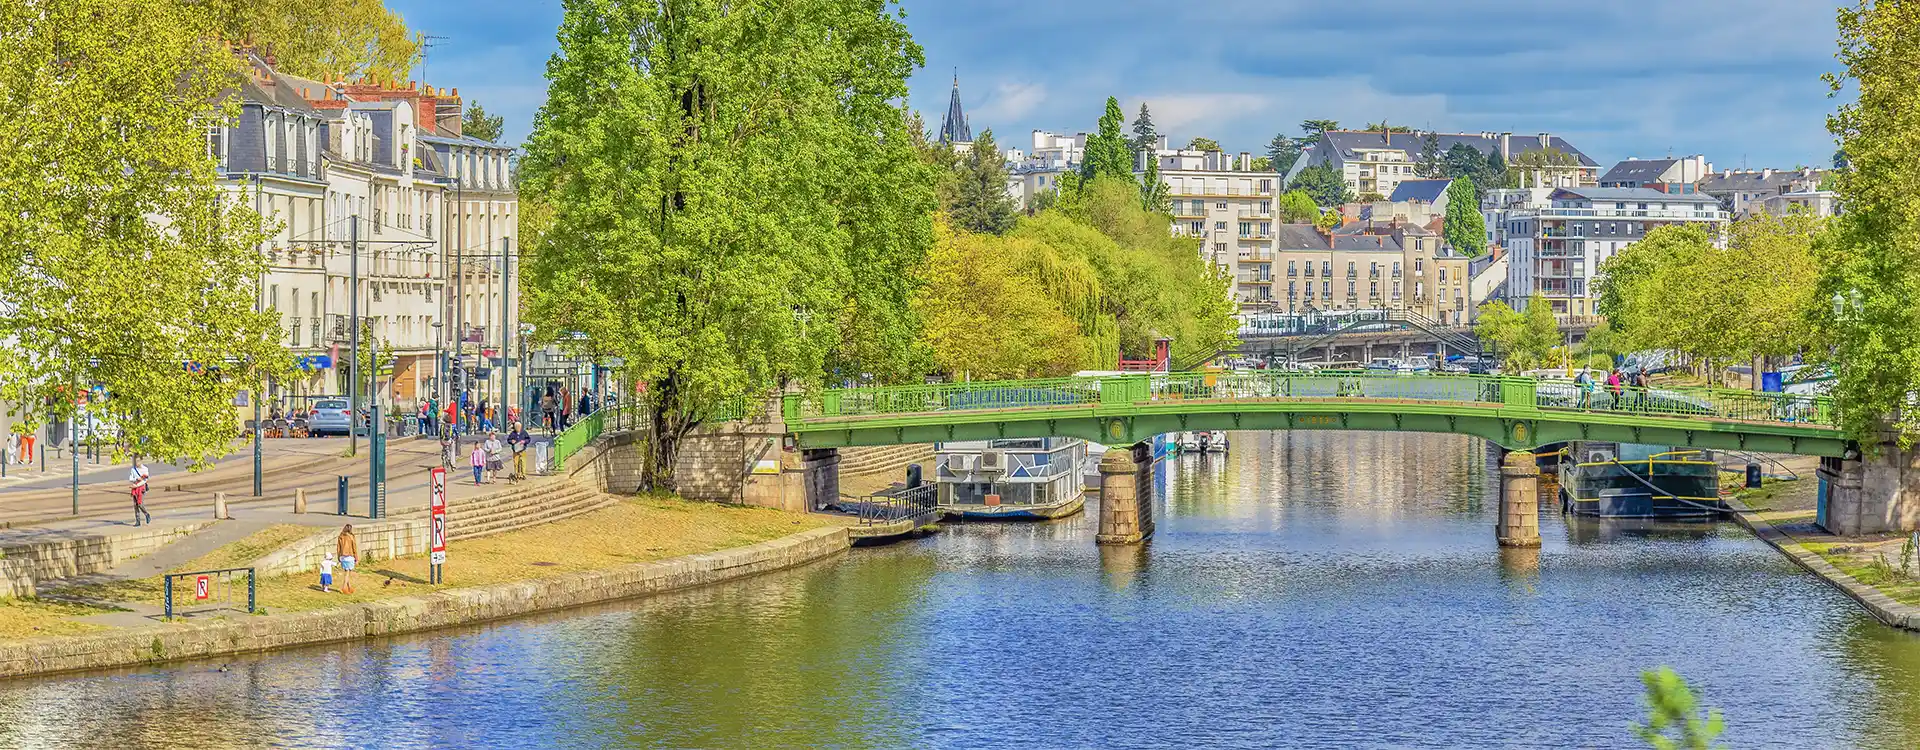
(429, 467, 448, 563)
(194, 575, 210, 601)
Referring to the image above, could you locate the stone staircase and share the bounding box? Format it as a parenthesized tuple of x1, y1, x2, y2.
(443, 480, 618, 542)
(838, 444, 934, 477)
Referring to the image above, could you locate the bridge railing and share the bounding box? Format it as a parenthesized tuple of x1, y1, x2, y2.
(786, 372, 1836, 430)
(1532, 381, 1833, 425)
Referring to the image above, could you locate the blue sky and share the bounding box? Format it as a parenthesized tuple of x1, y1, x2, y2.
(391, 0, 1843, 169)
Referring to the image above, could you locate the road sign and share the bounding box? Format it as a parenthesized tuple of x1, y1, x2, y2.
(194, 575, 210, 601)
(429, 467, 448, 567)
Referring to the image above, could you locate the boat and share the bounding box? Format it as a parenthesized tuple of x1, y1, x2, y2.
(1175, 430, 1228, 454)
(935, 437, 1088, 520)
(1557, 442, 1725, 518)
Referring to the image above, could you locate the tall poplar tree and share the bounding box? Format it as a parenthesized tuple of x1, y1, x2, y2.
(0, 0, 288, 464)
(520, 0, 935, 487)
(1079, 96, 1136, 184)
(1443, 177, 1487, 257)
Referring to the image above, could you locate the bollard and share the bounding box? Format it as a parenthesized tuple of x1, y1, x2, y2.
(214, 491, 229, 520)
(294, 488, 307, 514)
(1746, 462, 1763, 490)
(337, 476, 349, 516)
(905, 463, 923, 489)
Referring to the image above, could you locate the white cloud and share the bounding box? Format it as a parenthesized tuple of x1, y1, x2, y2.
(974, 82, 1049, 124)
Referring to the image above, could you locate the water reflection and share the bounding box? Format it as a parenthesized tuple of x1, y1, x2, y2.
(3, 431, 1920, 748)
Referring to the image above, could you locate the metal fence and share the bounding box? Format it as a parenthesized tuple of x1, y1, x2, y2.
(786, 371, 1837, 430)
(163, 567, 256, 620)
(853, 483, 939, 528)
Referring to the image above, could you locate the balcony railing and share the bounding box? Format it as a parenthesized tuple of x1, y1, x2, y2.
(1525, 207, 1727, 220)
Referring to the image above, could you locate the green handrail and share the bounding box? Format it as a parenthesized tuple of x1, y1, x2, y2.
(786, 371, 1837, 431)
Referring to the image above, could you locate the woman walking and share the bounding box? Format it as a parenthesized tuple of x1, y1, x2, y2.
(336, 524, 359, 594)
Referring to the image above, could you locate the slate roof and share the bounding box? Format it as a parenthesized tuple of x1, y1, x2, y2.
(1389, 179, 1452, 204)
(1698, 168, 1825, 194)
(1598, 158, 1678, 185)
(1275, 224, 1331, 250)
(1333, 234, 1403, 253)
(421, 133, 512, 151)
(1317, 130, 1599, 168)
(1548, 187, 1719, 204)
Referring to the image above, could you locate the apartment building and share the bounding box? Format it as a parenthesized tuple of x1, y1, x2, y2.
(1151, 146, 1279, 305)
(1501, 187, 1727, 317)
(1261, 225, 1472, 324)
(1290, 130, 1599, 198)
(1597, 155, 1712, 193)
(212, 51, 519, 417)
(210, 53, 334, 398)
(1699, 167, 1831, 218)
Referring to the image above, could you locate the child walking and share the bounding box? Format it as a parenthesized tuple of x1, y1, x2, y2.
(470, 440, 487, 485)
(320, 552, 336, 593)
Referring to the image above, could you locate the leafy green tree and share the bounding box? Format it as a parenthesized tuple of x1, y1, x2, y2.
(1364, 122, 1413, 133)
(1631, 667, 1726, 750)
(1814, 1, 1920, 444)
(1441, 143, 1478, 180)
(1415, 131, 1443, 177)
(1186, 137, 1221, 152)
(1278, 190, 1319, 222)
(0, 0, 290, 465)
(462, 101, 506, 142)
(1140, 156, 1170, 213)
(951, 130, 1018, 235)
(1508, 146, 1579, 188)
(1289, 163, 1353, 207)
(1313, 209, 1341, 233)
(1356, 192, 1387, 202)
(909, 110, 962, 212)
(1249, 156, 1272, 172)
(1079, 97, 1137, 185)
(1474, 296, 1558, 370)
(519, 0, 934, 488)
(1267, 132, 1302, 174)
(1443, 176, 1487, 257)
(1299, 119, 1341, 138)
(1130, 103, 1157, 155)
(1484, 147, 1509, 190)
(209, 0, 421, 82)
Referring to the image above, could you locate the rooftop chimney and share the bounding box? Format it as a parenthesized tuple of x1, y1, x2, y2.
(1762, 168, 1774, 179)
(1499, 133, 1512, 161)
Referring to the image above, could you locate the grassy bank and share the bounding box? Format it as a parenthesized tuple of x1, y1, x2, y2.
(0, 496, 829, 638)
(1730, 476, 1920, 608)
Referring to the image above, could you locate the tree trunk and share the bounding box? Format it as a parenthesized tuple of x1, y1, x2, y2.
(1753, 354, 1766, 392)
(642, 372, 692, 493)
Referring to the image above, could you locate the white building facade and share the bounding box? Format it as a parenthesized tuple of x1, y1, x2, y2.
(1501, 187, 1727, 318)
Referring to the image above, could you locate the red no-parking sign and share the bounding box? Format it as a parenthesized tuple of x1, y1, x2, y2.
(194, 575, 210, 601)
(429, 467, 448, 564)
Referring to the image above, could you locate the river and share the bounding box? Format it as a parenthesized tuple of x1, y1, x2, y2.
(4, 431, 1920, 749)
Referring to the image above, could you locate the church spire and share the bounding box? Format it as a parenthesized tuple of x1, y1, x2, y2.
(939, 70, 972, 146)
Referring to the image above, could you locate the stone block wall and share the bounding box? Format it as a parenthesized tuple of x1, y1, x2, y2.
(1822, 442, 1920, 536)
(0, 523, 213, 598)
(252, 519, 429, 578)
(0, 527, 850, 679)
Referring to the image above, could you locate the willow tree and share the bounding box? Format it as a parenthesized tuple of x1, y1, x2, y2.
(0, 0, 287, 464)
(519, 0, 935, 488)
(1815, 1, 1920, 445)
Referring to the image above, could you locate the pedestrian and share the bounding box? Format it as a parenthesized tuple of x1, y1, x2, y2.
(336, 524, 358, 594)
(319, 552, 336, 593)
(418, 401, 431, 436)
(484, 431, 505, 483)
(507, 422, 531, 483)
(1606, 369, 1623, 407)
(1574, 369, 1593, 409)
(128, 456, 153, 526)
(540, 392, 556, 433)
(1633, 369, 1652, 410)
(469, 440, 487, 485)
(443, 399, 458, 439)
(579, 391, 593, 417)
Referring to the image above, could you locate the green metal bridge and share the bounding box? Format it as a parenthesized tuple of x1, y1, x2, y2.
(780, 371, 1848, 457)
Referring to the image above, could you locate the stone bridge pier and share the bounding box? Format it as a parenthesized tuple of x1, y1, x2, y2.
(1497, 450, 1541, 548)
(1096, 442, 1157, 545)
(1819, 439, 1920, 536)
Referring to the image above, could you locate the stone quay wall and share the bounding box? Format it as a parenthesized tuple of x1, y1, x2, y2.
(0, 527, 850, 679)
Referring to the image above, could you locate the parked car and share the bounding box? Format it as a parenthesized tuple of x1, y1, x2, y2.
(306, 398, 355, 437)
